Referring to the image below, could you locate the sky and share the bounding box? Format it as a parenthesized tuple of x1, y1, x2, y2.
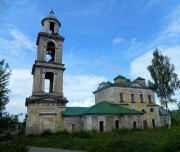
(0, 0, 180, 121)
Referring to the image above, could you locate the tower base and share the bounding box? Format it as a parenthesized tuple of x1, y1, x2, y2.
(25, 95, 68, 135)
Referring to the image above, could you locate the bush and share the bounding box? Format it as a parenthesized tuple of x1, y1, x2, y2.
(41, 129, 53, 136)
(72, 131, 90, 139)
(55, 130, 69, 135)
(0, 142, 28, 152)
(161, 127, 180, 152)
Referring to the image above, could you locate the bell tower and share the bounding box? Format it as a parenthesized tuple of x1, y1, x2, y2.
(25, 10, 68, 134)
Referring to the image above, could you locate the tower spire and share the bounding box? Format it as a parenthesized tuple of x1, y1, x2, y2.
(50, 7, 54, 15)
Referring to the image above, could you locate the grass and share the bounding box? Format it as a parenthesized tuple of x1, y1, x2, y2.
(0, 126, 180, 152)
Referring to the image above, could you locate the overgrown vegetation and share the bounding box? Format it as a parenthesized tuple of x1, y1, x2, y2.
(1, 126, 179, 152)
(0, 60, 20, 141)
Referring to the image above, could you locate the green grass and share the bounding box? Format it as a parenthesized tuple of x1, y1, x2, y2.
(1, 126, 180, 152)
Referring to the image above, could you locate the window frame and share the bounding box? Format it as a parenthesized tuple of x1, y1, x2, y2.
(148, 94, 152, 103)
(140, 94, 144, 103)
(119, 93, 124, 103)
(131, 94, 135, 103)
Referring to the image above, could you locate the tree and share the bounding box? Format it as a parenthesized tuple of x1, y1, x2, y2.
(0, 59, 11, 116)
(147, 49, 180, 129)
(177, 102, 180, 111)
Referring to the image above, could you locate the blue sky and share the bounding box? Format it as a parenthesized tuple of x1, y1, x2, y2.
(1, 0, 180, 120)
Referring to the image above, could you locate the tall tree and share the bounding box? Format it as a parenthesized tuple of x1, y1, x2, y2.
(147, 49, 180, 129)
(0, 59, 11, 116)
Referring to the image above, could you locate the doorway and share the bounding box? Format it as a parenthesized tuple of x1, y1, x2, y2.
(72, 124, 76, 132)
(99, 121, 104, 132)
(115, 120, 119, 129)
(143, 120, 148, 129)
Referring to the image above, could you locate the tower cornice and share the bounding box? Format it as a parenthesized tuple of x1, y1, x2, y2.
(36, 32, 65, 45)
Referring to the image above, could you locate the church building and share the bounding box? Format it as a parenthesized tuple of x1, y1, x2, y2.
(25, 11, 168, 134)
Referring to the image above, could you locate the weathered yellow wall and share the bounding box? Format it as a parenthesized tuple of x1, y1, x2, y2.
(95, 87, 161, 128)
(26, 103, 65, 134)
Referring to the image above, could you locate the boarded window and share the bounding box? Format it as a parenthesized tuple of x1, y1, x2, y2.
(72, 124, 76, 132)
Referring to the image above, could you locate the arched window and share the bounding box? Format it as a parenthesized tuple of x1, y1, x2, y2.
(142, 109, 146, 113)
(46, 42, 55, 62)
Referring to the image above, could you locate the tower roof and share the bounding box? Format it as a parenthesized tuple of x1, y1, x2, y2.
(114, 75, 126, 80)
(41, 9, 61, 26)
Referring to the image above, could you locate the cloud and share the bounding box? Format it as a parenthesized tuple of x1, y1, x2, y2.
(112, 37, 124, 45)
(147, 5, 180, 48)
(10, 29, 36, 52)
(0, 0, 31, 6)
(6, 69, 107, 120)
(92, 59, 105, 68)
(64, 74, 107, 106)
(0, 28, 36, 68)
(6, 69, 32, 120)
(145, 0, 162, 8)
(130, 45, 180, 110)
(129, 5, 180, 110)
(70, 97, 94, 107)
(105, 65, 120, 73)
(130, 50, 153, 80)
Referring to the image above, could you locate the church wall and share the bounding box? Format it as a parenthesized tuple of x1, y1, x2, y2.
(63, 116, 82, 132)
(95, 87, 161, 128)
(82, 114, 144, 132)
(26, 103, 65, 134)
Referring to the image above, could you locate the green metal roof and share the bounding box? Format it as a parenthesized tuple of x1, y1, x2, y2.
(63, 102, 143, 116)
(84, 101, 143, 115)
(114, 75, 126, 80)
(63, 107, 89, 116)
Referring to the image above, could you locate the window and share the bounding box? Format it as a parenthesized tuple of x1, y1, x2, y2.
(49, 22, 55, 34)
(150, 108, 154, 112)
(133, 121, 136, 128)
(148, 95, 152, 103)
(164, 119, 166, 125)
(152, 119, 155, 128)
(140, 94, 144, 103)
(131, 94, 135, 103)
(142, 109, 146, 113)
(115, 120, 119, 129)
(120, 93, 124, 102)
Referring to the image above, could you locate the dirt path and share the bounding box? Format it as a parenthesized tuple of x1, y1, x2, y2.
(28, 146, 84, 152)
